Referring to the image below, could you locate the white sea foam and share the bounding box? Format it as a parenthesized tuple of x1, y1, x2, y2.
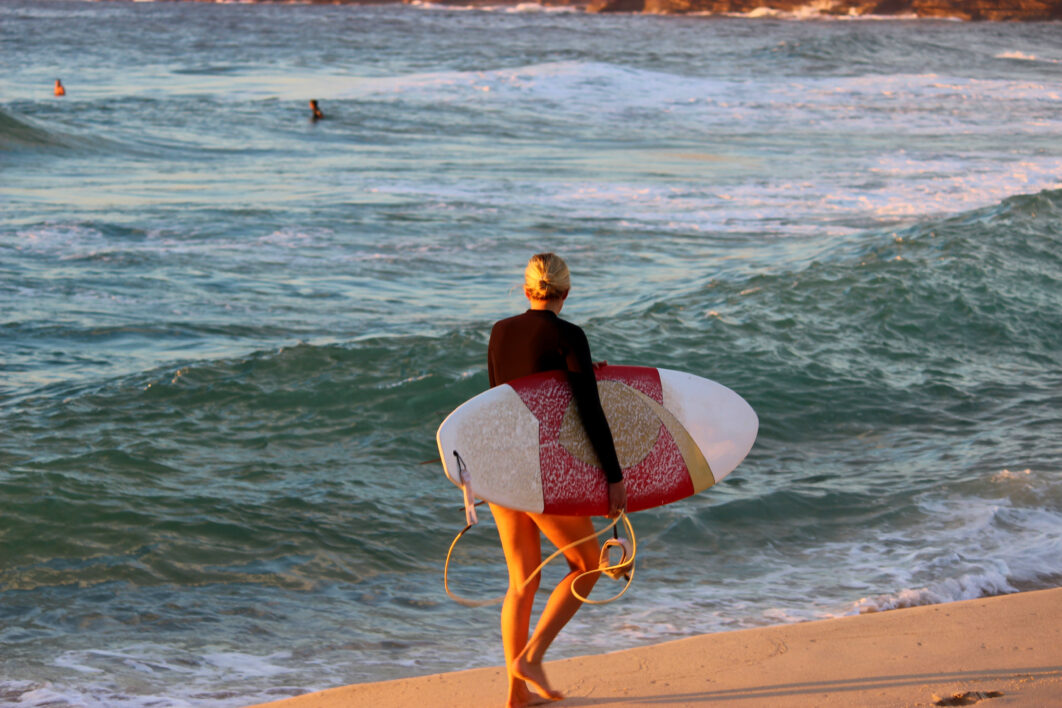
(851, 570, 1017, 613)
(841, 481, 1062, 615)
(339, 64, 1062, 234)
(996, 51, 1061, 64)
(380, 373, 434, 388)
(720, 2, 921, 19)
(365, 148, 1062, 239)
(6, 224, 339, 265)
(0, 646, 316, 708)
(336, 60, 731, 113)
(201, 650, 295, 675)
(7, 224, 110, 257)
(738, 1, 848, 19)
(411, 0, 581, 12)
(1, 682, 80, 708)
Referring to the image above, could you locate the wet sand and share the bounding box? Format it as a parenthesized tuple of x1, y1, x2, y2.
(247, 587, 1062, 707)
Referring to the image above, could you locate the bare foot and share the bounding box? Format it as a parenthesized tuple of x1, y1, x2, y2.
(508, 681, 557, 708)
(513, 655, 564, 702)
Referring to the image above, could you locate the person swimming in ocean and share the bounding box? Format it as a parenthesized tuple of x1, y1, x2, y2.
(54, 79, 65, 97)
(309, 99, 324, 121)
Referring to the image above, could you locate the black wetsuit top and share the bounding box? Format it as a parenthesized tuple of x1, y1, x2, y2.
(487, 309, 623, 484)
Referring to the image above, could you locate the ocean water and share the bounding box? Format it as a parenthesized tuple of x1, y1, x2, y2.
(2, 1, 1061, 705)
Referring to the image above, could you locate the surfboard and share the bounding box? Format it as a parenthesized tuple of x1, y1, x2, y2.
(436, 365, 757, 516)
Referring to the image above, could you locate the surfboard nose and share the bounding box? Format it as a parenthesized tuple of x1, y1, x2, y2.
(658, 369, 758, 483)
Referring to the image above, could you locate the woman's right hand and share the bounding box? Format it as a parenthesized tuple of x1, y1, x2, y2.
(607, 480, 627, 518)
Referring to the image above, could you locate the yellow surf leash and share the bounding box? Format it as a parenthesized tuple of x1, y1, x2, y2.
(443, 510, 637, 608)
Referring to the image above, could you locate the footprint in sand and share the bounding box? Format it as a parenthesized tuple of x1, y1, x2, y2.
(932, 690, 1004, 706)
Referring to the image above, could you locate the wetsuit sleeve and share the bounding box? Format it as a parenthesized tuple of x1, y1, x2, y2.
(487, 325, 498, 388)
(564, 327, 623, 484)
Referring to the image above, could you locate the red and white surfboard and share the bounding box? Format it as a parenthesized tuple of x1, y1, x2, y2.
(437, 365, 757, 516)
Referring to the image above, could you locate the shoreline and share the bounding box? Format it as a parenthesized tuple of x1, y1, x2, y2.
(247, 587, 1062, 707)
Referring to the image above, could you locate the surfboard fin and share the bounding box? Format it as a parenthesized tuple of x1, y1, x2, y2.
(454, 450, 478, 527)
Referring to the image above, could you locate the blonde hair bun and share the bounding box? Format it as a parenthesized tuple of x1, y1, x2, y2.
(525, 252, 570, 301)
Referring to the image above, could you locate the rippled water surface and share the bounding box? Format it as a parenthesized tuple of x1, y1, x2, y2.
(2, 2, 1061, 705)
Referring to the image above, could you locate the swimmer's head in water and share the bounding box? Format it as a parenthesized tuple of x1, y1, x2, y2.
(524, 253, 570, 302)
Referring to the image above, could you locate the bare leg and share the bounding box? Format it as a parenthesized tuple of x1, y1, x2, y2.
(513, 513, 599, 701)
(491, 504, 551, 708)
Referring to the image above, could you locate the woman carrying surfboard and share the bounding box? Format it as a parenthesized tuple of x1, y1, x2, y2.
(487, 253, 627, 708)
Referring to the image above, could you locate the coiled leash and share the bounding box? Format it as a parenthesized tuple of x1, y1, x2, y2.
(443, 454, 638, 608)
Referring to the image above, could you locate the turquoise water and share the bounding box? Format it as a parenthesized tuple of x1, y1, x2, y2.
(2, 2, 1061, 705)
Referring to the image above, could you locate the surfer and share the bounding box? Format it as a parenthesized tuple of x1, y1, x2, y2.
(309, 99, 324, 121)
(487, 252, 626, 708)
(54, 79, 65, 97)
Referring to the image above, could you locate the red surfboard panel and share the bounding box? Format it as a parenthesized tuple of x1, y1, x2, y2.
(508, 366, 696, 515)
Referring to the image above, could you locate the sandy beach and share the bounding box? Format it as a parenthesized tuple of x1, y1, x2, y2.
(248, 587, 1062, 707)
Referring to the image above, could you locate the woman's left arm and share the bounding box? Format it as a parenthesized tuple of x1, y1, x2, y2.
(565, 328, 623, 485)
